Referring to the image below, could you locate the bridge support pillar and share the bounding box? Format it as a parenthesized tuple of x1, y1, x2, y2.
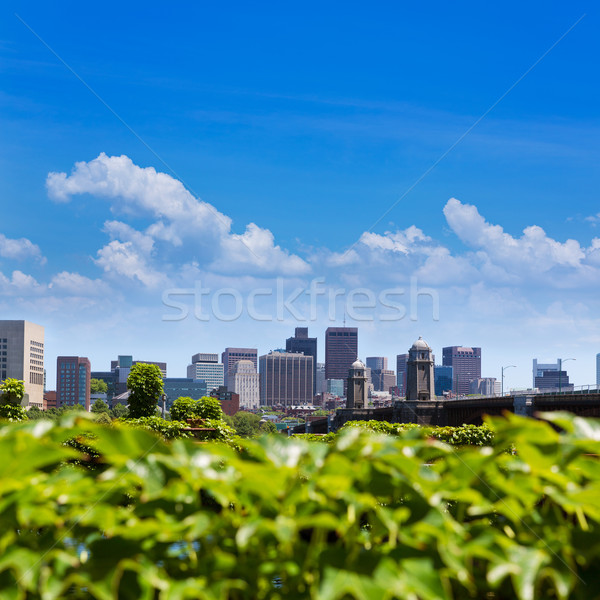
(513, 395, 534, 417)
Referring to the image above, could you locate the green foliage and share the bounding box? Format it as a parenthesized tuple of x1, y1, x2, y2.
(126, 363, 164, 418)
(170, 395, 224, 422)
(2, 412, 600, 598)
(259, 420, 277, 434)
(121, 416, 191, 440)
(0, 378, 25, 406)
(111, 403, 129, 419)
(26, 406, 44, 420)
(293, 432, 336, 443)
(90, 398, 110, 413)
(312, 409, 330, 417)
(342, 420, 494, 446)
(93, 411, 113, 425)
(233, 411, 262, 437)
(90, 378, 108, 394)
(0, 403, 28, 421)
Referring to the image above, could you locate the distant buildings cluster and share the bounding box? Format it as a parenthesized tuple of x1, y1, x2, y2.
(0, 320, 593, 414)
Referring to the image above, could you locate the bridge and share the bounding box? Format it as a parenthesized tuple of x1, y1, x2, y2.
(292, 388, 600, 434)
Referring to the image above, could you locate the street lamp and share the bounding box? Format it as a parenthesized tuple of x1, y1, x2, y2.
(558, 358, 575, 393)
(501, 365, 516, 397)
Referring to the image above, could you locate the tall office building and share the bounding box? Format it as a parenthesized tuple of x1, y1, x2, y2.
(259, 351, 313, 406)
(396, 354, 408, 397)
(231, 359, 260, 409)
(316, 362, 326, 394)
(286, 327, 317, 394)
(0, 320, 44, 408)
(56, 356, 91, 410)
(187, 353, 224, 393)
(371, 369, 396, 393)
(222, 348, 258, 389)
(535, 369, 573, 391)
(469, 377, 497, 396)
(532, 359, 560, 388)
(325, 327, 358, 393)
(434, 365, 453, 397)
(366, 357, 388, 371)
(442, 346, 481, 396)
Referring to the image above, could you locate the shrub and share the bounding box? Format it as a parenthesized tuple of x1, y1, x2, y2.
(3, 412, 600, 598)
(0, 378, 25, 406)
(121, 416, 191, 440)
(0, 404, 28, 422)
(170, 396, 224, 422)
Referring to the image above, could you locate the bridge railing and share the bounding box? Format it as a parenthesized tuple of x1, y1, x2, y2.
(443, 384, 600, 401)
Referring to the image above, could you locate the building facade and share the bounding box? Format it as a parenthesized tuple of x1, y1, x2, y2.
(210, 386, 240, 416)
(326, 378, 344, 397)
(396, 354, 408, 397)
(0, 320, 45, 408)
(371, 369, 396, 393)
(406, 338, 435, 401)
(316, 362, 326, 394)
(187, 353, 224, 392)
(222, 348, 258, 389)
(231, 359, 260, 409)
(163, 378, 207, 409)
(366, 357, 388, 371)
(325, 327, 358, 393)
(286, 327, 317, 394)
(442, 346, 481, 396)
(434, 365, 453, 397)
(469, 377, 497, 396)
(532, 359, 559, 388)
(56, 356, 91, 410)
(259, 351, 313, 406)
(535, 369, 573, 392)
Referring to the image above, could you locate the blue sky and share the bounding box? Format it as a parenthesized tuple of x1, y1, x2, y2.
(1, 1, 599, 389)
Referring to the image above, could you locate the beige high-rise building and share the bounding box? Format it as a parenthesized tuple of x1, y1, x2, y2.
(232, 359, 260, 409)
(0, 320, 45, 408)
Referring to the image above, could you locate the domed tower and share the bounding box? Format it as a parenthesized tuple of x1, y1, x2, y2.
(347, 358, 368, 409)
(406, 337, 435, 401)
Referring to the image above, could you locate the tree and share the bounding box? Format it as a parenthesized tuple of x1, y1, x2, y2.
(195, 396, 223, 420)
(91, 398, 110, 414)
(94, 411, 113, 425)
(232, 411, 262, 438)
(127, 363, 164, 418)
(170, 396, 224, 422)
(90, 378, 108, 394)
(259, 420, 277, 434)
(111, 403, 129, 419)
(26, 406, 45, 420)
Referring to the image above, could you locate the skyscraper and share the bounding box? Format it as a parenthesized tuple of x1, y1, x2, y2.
(442, 346, 481, 396)
(532, 359, 559, 388)
(434, 365, 453, 397)
(0, 320, 45, 408)
(187, 353, 224, 393)
(371, 369, 396, 393)
(56, 356, 91, 410)
(325, 327, 358, 393)
(286, 327, 317, 394)
(259, 351, 313, 406)
(231, 359, 260, 409)
(222, 348, 258, 389)
(396, 354, 408, 396)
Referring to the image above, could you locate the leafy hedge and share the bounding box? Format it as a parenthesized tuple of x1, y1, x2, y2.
(2, 412, 600, 598)
(341, 420, 494, 445)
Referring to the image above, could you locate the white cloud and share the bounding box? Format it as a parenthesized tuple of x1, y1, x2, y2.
(49, 271, 110, 296)
(46, 153, 309, 278)
(443, 198, 586, 274)
(0, 233, 46, 264)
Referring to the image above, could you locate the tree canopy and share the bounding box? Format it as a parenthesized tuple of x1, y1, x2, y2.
(90, 378, 108, 394)
(126, 363, 164, 418)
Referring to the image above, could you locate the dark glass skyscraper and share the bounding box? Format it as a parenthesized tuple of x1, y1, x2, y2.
(325, 327, 358, 393)
(286, 327, 317, 395)
(442, 346, 481, 396)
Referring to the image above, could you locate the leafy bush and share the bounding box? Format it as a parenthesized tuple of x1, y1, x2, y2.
(170, 396, 224, 422)
(91, 398, 110, 413)
(121, 416, 191, 440)
(342, 420, 494, 445)
(0, 378, 25, 406)
(0, 403, 28, 422)
(3, 412, 600, 598)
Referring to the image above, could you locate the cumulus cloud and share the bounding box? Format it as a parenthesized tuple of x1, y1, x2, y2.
(49, 271, 111, 296)
(0, 233, 46, 264)
(46, 153, 309, 280)
(443, 198, 586, 274)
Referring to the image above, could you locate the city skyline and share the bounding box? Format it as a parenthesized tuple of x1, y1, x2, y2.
(1, 3, 598, 390)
